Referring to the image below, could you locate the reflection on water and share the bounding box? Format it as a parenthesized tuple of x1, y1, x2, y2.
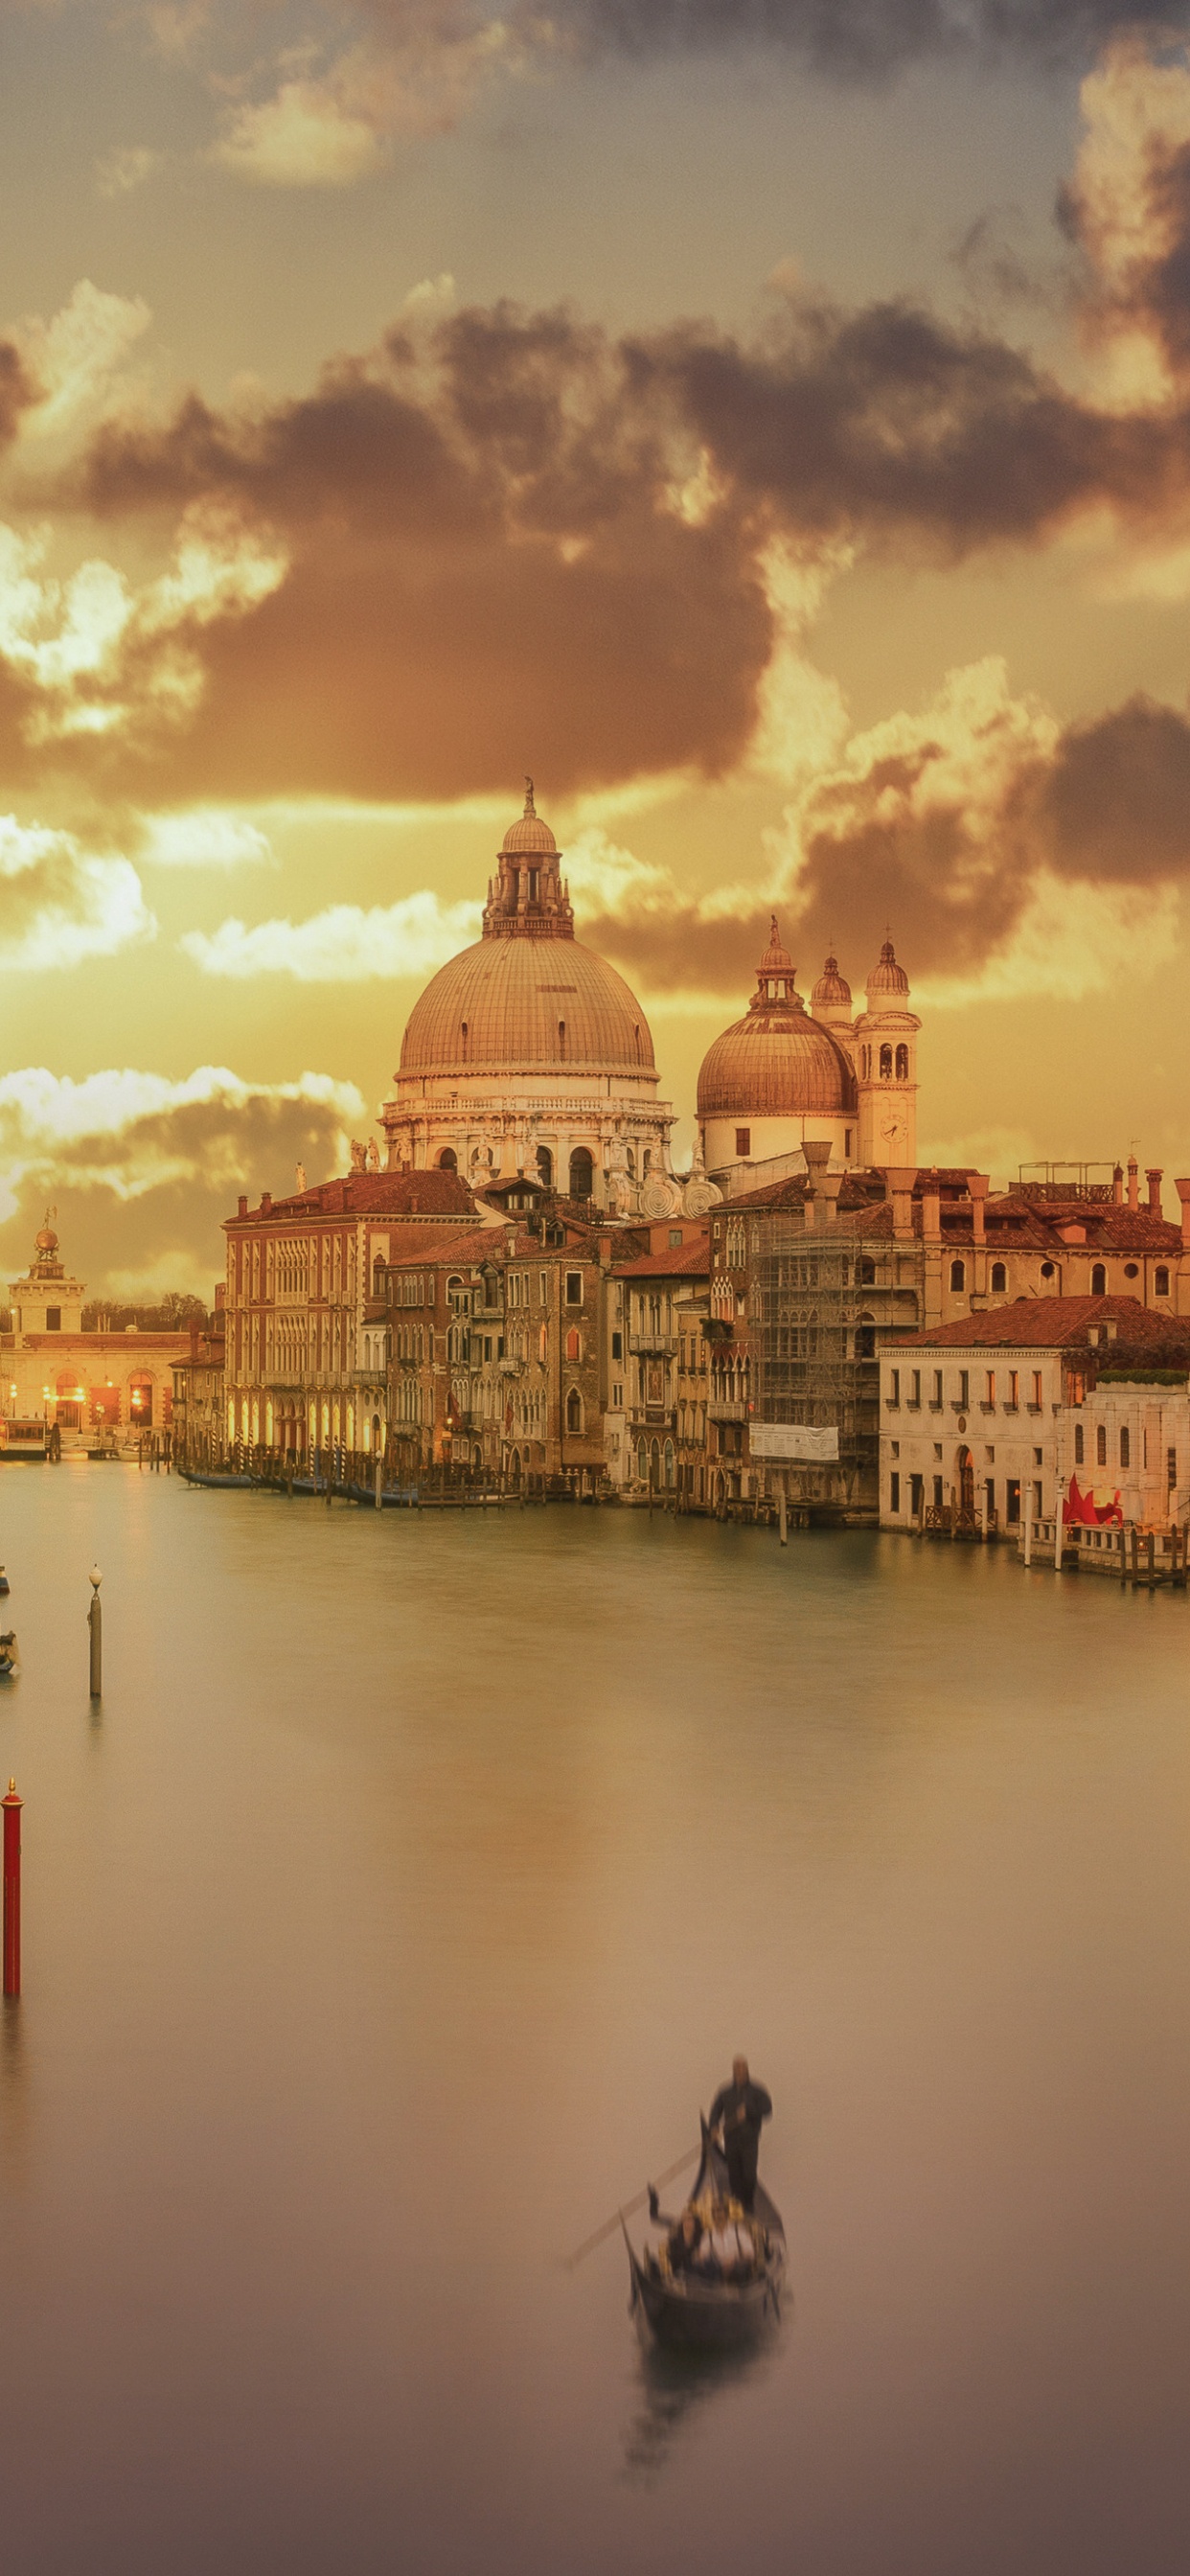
(623, 2317, 785, 2485)
(0, 1478, 1183, 2574)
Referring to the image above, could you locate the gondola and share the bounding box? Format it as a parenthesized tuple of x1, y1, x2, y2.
(0, 1567, 10, 1595)
(624, 2121, 785, 2350)
(0, 1630, 18, 1677)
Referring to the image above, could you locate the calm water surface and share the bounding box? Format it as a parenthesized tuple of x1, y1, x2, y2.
(0, 1468, 1186, 2573)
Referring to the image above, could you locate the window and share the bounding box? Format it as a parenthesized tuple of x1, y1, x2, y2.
(1041, 1261, 1055, 1280)
(855, 1321, 877, 1359)
(1156, 1267, 1170, 1298)
(859, 1257, 877, 1286)
(889, 1471, 901, 1513)
(958, 1369, 970, 1408)
(1006, 1479, 1020, 1524)
(565, 1327, 582, 1361)
(536, 1146, 554, 1189)
(889, 1369, 900, 1406)
(46, 1307, 60, 1331)
(1168, 1447, 1178, 1486)
(1008, 1370, 1018, 1407)
(895, 1044, 909, 1080)
(932, 1369, 943, 1406)
(1032, 1372, 1043, 1408)
(844, 1130, 853, 1157)
(735, 1128, 751, 1158)
(991, 1262, 1006, 1294)
(1075, 1423, 1085, 1464)
(611, 1330, 622, 1360)
(669, 1229, 683, 1248)
(950, 1260, 965, 1291)
(1124, 1262, 1139, 1279)
(565, 1272, 583, 1306)
(909, 1473, 923, 1517)
(1097, 1424, 1108, 1466)
(933, 1475, 944, 1509)
(1033, 1481, 1042, 1518)
(568, 1146, 593, 1199)
(1090, 1263, 1106, 1296)
(985, 1370, 995, 1405)
(558, 1020, 566, 1061)
(438, 1147, 457, 1172)
(1120, 1427, 1130, 1468)
(565, 1388, 583, 1433)
(879, 1044, 892, 1079)
(910, 1369, 921, 1406)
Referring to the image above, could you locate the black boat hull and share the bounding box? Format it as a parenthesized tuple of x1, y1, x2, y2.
(625, 2128, 785, 2351)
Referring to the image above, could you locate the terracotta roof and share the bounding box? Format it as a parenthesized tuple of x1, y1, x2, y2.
(726, 1169, 889, 1215)
(386, 1221, 602, 1271)
(895, 1296, 1181, 1351)
(228, 1171, 476, 1227)
(613, 1240, 710, 1278)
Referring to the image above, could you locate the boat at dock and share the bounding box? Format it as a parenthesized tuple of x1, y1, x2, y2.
(624, 2125, 785, 2351)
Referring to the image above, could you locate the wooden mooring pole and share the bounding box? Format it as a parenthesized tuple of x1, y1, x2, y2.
(88, 1565, 102, 1698)
(3, 1780, 22, 1998)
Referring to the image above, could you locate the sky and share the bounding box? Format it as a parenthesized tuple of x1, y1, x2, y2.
(5, 0, 1190, 1292)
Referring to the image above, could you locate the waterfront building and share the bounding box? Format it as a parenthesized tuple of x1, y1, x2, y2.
(1059, 1347, 1190, 1537)
(1, 1217, 189, 1445)
(698, 924, 920, 1191)
(170, 1295, 226, 1468)
(221, 1166, 477, 1459)
(606, 1236, 710, 1502)
(380, 784, 684, 1215)
(878, 1295, 1184, 1538)
(384, 1212, 610, 1492)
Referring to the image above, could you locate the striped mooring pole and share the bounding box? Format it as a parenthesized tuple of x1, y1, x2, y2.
(3, 1780, 22, 1998)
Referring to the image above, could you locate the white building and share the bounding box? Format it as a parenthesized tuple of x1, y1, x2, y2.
(697, 922, 920, 1190)
(381, 785, 698, 1217)
(878, 1295, 1183, 1538)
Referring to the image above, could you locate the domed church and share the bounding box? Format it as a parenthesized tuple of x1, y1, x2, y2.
(381, 785, 675, 1210)
(697, 922, 920, 1184)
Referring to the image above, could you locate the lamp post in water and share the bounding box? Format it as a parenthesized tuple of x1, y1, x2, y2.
(88, 1563, 102, 1698)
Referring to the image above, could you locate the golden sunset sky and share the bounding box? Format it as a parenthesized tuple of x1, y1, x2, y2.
(4, 0, 1190, 1291)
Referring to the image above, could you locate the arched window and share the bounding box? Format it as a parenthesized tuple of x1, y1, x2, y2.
(1120, 1427, 1131, 1467)
(536, 1146, 553, 1189)
(1075, 1422, 1085, 1464)
(895, 1043, 909, 1080)
(129, 1377, 154, 1429)
(858, 1257, 877, 1286)
(438, 1147, 457, 1172)
(879, 1043, 893, 1079)
(950, 1259, 966, 1292)
(569, 1146, 594, 1200)
(626, 1148, 636, 1179)
(538, 1322, 548, 1364)
(991, 1261, 1006, 1293)
(1156, 1266, 1170, 1297)
(855, 1317, 876, 1359)
(1091, 1263, 1106, 1296)
(1097, 1423, 1108, 1466)
(565, 1326, 581, 1361)
(637, 1441, 648, 1483)
(566, 1388, 583, 1433)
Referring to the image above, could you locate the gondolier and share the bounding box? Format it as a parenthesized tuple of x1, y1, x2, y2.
(708, 2057, 771, 2213)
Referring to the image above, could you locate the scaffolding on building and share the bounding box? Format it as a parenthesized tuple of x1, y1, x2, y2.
(747, 1213, 881, 1521)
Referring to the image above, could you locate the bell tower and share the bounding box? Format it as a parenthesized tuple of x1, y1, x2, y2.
(854, 937, 919, 1169)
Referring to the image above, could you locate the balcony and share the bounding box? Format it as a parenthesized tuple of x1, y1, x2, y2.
(709, 1398, 747, 1421)
(629, 1331, 677, 1355)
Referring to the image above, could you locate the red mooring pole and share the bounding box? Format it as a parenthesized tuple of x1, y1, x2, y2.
(3, 1779, 22, 1998)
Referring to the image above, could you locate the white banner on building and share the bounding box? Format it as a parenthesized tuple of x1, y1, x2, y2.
(750, 1423, 839, 1462)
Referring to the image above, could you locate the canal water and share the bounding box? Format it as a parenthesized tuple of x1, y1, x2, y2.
(0, 1470, 1185, 2574)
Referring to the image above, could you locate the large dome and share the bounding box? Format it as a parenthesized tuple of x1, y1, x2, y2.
(698, 1015, 857, 1116)
(400, 934, 655, 1075)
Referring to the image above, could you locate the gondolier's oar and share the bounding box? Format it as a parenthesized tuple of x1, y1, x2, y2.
(562, 2144, 701, 2270)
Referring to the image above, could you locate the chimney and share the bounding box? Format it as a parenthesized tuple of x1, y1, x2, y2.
(802, 1139, 831, 1233)
(1087, 1323, 1100, 1347)
(261, 1191, 271, 1214)
(1112, 1163, 1124, 1206)
(1127, 1154, 1139, 1211)
(1147, 1166, 1163, 1214)
(884, 1165, 917, 1240)
(238, 1195, 248, 1218)
(921, 1170, 942, 1245)
(215, 1283, 225, 1311)
(1104, 1318, 1117, 1342)
(1175, 1179, 1190, 1247)
(968, 1172, 989, 1244)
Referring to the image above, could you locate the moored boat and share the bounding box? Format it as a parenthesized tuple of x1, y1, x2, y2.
(624, 2122, 785, 2350)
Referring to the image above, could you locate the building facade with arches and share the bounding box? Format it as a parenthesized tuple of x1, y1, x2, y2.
(1, 1218, 189, 1448)
(381, 787, 676, 1214)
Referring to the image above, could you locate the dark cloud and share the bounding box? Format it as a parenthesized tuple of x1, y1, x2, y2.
(0, 340, 39, 448)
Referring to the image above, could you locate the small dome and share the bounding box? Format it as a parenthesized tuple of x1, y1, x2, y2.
(812, 953, 852, 1009)
(698, 1017, 857, 1118)
(501, 779, 557, 857)
(867, 936, 909, 1000)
